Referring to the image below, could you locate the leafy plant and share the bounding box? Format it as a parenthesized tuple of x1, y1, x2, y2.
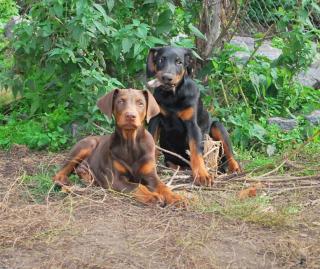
(0, 0, 18, 24)
(0, 0, 319, 155)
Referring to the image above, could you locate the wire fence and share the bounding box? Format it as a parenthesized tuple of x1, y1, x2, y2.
(217, 0, 320, 41)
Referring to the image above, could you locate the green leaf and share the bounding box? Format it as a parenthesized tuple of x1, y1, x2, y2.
(188, 23, 206, 40)
(53, 3, 63, 17)
(133, 43, 142, 57)
(107, 0, 115, 12)
(136, 24, 148, 38)
(93, 3, 110, 24)
(250, 124, 266, 142)
(93, 21, 106, 34)
(122, 38, 132, 53)
(146, 36, 167, 46)
(79, 33, 89, 49)
(311, 2, 320, 14)
(167, 2, 176, 14)
(156, 10, 172, 34)
(30, 98, 40, 115)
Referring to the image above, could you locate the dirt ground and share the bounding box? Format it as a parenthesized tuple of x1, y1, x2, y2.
(0, 146, 320, 269)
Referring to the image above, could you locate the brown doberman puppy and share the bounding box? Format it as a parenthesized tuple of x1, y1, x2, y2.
(53, 89, 184, 206)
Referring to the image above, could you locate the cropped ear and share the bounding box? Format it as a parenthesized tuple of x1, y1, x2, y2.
(97, 89, 119, 119)
(146, 47, 161, 78)
(184, 48, 194, 76)
(143, 90, 160, 123)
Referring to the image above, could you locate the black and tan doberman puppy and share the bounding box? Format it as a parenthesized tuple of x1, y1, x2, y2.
(146, 47, 241, 186)
(53, 88, 184, 206)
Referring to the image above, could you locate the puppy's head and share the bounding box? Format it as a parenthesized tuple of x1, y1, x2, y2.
(97, 89, 160, 130)
(146, 47, 193, 92)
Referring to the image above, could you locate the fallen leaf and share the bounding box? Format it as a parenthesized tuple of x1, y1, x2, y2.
(238, 187, 257, 200)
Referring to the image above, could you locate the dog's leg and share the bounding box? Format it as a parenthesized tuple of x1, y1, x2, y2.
(178, 107, 212, 186)
(154, 181, 187, 206)
(136, 158, 186, 205)
(210, 121, 241, 173)
(53, 136, 100, 185)
(111, 176, 165, 206)
(148, 115, 161, 158)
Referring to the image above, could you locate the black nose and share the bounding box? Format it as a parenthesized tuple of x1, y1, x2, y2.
(162, 74, 173, 83)
(125, 112, 137, 121)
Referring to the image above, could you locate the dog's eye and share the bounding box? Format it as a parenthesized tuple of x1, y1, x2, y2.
(158, 57, 165, 64)
(137, 100, 144, 106)
(176, 59, 182, 65)
(117, 99, 125, 104)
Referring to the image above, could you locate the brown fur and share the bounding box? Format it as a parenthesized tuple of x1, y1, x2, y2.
(189, 139, 211, 186)
(177, 107, 194, 121)
(53, 89, 184, 206)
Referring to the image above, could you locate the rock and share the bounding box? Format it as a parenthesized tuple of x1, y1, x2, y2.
(3, 16, 22, 38)
(268, 117, 298, 131)
(230, 36, 320, 89)
(71, 123, 79, 138)
(305, 110, 320, 125)
(296, 65, 320, 89)
(256, 41, 282, 61)
(230, 36, 282, 62)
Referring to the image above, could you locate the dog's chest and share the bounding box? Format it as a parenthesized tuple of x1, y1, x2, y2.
(155, 90, 182, 111)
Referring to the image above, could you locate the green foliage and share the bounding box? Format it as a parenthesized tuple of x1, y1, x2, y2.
(274, 1, 319, 74)
(0, 106, 73, 151)
(0, 0, 18, 24)
(206, 43, 320, 152)
(0, 0, 319, 155)
(0, 0, 18, 91)
(0, 0, 202, 151)
(206, 1, 320, 153)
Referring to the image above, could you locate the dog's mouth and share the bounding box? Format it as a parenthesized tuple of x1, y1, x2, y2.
(125, 121, 141, 129)
(147, 78, 177, 92)
(147, 79, 176, 91)
(117, 120, 140, 130)
(161, 85, 176, 92)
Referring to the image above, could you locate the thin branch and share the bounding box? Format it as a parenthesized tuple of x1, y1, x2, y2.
(219, 80, 230, 108)
(155, 145, 191, 166)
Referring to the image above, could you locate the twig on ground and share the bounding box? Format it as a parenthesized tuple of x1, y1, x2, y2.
(256, 160, 287, 178)
(167, 166, 180, 187)
(269, 184, 320, 196)
(155, 145, 191, 166)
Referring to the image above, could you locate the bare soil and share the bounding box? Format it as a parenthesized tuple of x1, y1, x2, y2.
(0, 145, 319, 269)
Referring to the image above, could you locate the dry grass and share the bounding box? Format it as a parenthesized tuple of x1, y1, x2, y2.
(0, 145, 320, 268)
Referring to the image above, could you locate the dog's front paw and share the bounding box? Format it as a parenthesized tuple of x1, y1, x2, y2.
(166, 192, 188, 208)
(193, 168, 213, 187)
(134, 185, 165, 206)
(228, 158, 242, 173)
(52, 173, 70, 186)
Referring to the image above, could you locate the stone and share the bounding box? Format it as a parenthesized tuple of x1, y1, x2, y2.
(3, 16, 22, 38)
(256, 41, 282, 61)
(305, 110, 320, 125)
(230, 36, 320, 89)
(268, 117, 298, 131)
(296, 65, 320, 89)
(230, 36, 282, 62)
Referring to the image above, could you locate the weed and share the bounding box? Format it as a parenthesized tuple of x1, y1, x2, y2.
(21, 172, 62, 203)
(194, 195, 300, 228)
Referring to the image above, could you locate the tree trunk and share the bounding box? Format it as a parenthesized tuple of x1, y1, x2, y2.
(196, 0, 222, 60)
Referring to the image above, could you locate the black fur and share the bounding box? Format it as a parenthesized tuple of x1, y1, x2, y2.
(147, 47, 240, 172)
